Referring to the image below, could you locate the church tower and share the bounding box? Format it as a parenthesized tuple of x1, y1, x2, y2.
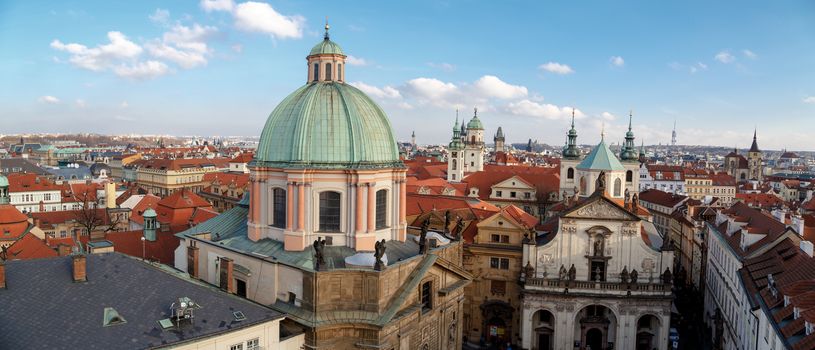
(619, 112, 640, 194)
(447, 113, 465, 182)
(559, 110, 582, 200)
(494, 126, 505, 153)
(463, 108, 485, 173)
(748, 129, 762, 180)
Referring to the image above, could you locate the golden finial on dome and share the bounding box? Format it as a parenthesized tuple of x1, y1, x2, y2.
(324, 17, 330, 39)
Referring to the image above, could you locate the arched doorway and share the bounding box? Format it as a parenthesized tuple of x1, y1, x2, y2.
(636, 314, 660, 350)
(532, 309, 555, 350)
(481, 300, 513, 346)
(574, 305, 617, 350)
(586, 328, 603, 350)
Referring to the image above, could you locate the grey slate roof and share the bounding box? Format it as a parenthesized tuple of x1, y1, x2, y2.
(0, 158, 49, 175)
(0, 253, 284, 350)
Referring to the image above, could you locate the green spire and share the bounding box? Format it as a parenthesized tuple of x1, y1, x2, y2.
(563, 108, 581, 159)
(620, 110, 638, 161)
(449, 110, 464, 150)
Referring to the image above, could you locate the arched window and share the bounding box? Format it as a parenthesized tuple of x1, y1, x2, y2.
(614, 178, 622, 197)
(319, 191, 341, 232)
(272, 188, 286, 228)
(325, 63, 332, 81)
(567, 167, 574, 179)
(337, 63, 342, 81)
(579, 176, 587, 195)
(452, 159, 457, 170)
(313, 63, 319, 81)
(376, 189, 387, 229)
(471, 136, 476, 143)
(626, 170, 633, 182)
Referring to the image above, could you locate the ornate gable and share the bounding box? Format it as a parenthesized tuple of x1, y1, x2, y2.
(492, 175, 535, 191)
(562, 195, 640, 221)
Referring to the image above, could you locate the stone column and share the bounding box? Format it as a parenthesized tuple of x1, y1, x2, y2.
(356, 183, 365, 234)
(297, 182, 305, 232)
(286, 182, 294, 231)
(367, 183, 375, 233)
(520, 305, 532, 350)
(399, 179, 407, 223)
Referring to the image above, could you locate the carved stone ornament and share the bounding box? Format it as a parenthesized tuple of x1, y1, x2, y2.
(570, 200, 630, 220)
(562, 224, 577, 234)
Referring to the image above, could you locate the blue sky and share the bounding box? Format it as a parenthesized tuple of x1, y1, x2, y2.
(1, 0, 814, 150)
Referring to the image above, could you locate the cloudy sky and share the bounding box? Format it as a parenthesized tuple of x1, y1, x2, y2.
(1, 0, 814, 150)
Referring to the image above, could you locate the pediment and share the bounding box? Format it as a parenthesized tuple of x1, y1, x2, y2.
(562, 196, 640, 221)
(493, 175, 534, 190)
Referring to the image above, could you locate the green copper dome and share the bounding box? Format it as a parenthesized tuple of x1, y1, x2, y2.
(0, 174, 8, 188)
(466, 115, 483, 130)
(254, 82, 401, 169)
(309, 39, 344, 56)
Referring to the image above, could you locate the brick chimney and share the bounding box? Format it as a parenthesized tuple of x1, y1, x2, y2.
(218, 256, 235, 293)
(72, 254, 87, 282)
(0, 260, 6, 289)
(187, 243, 199, 278)
(57, 244, 72, 256)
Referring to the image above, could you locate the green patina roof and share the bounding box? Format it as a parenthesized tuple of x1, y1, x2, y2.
(466, 115, 484, 130)
(254, 82, 402, 169)
(309, 38, 344, 56)
(577, 139, 625, 171)
(0, 175, 8, 187)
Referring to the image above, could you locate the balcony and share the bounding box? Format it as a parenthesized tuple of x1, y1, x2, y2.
(525, 278, 672, 297)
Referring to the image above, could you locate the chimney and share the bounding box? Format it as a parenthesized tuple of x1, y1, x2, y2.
(800, 241, 814, 258)
(218, 256, 235, 293)
(792, 215, 805, 236)
(72, 254, 87, 282)
(771, 208, 785, 224)
(187, 243, 199, 278)
(0, 260, 6, 289)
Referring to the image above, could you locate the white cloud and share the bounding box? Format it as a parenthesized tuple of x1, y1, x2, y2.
(114, 115, 136, 122)
(51, 31, 143, 72)
(233, 2, 305, 39)
(803, 96, 815, 104)
(610, 56, 624, 67)
(113, 60, 170, 80)
(231, 44, 243, 53)
(149, 8, 170, 24)
(38, 95, 60, 104)
(350, 82, 401, 99)
(75, 99, 87, 108)
(714, 51, 735, 63)
(601, 112, 616, 121)
(506, 99, 581, 120)
(403, 77, 459, 105)
(346, 55, 368, 66)
(120, 101, 129, 108)
(428, 62, 456, 72)
(742, 49, 757, 59)
(146, 23, 217, 68)
(539, 62, 574, 75)
(473, 75, 528, 99)
(200, 0, 234, 12)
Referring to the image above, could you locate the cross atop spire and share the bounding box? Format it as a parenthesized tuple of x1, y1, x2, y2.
(601, 122, 605, 141)
(571, 108, 575, 127)
(324, 17, 330, 40)
(473, 107, 478, 117)
(628, 110, 633, 131)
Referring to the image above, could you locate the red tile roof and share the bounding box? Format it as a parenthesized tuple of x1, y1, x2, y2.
(4, 233, 58, 260)
(463, 164, 559, 202)
(717, 202, 791, 257)
(230, 152, 254, 163)
(638, 189, 688, 208)
(104, 230, 179, 265)
(130, 194, 162, 225)
(0, 204, 30, 241)
(646, 164, 685, 181)
(406, 177, 467, 196)
(139, 158, 230, 171)
(5, 173, 60, 192)
(735, 193, 786, 209)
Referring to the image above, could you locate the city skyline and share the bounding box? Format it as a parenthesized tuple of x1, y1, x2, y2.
(1, 1, 814, 150)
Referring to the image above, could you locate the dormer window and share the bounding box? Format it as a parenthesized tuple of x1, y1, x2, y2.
(784, 295, 790, 307)
(794, 307, 801, 319)
(807, 322, 814, 336)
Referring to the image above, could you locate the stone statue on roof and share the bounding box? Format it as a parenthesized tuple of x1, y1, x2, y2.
(313, 237, 326, 271)
(419, 223, 428, 255)
(596, 171, 607, 193)
(444, 210, 451, 233)
(373, 239, 386, 271)
(630, 269, 638, 284)
(454, 217, 465, 239)
(559, 265, 568, 280)
(568, 264, 577, 281)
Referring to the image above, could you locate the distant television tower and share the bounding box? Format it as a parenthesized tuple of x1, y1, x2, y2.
(671, 120, 677, 147)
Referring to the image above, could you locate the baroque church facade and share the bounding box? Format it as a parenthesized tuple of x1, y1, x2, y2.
(174, 25, 470, 350)
(523, 118, 675, 350)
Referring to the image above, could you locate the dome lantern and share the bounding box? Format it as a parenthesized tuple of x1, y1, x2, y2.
(306, 19, 346, 83)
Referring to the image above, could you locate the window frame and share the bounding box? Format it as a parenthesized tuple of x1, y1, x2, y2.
(272, 187, 286, 228)
(375, 189, 388, 229)
(421, 281, 433, 313)
(318, 191, 342, 232)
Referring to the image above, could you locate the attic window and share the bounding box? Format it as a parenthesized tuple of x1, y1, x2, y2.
(102, 307, 127, 327)
(233, 311, 246, 321)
